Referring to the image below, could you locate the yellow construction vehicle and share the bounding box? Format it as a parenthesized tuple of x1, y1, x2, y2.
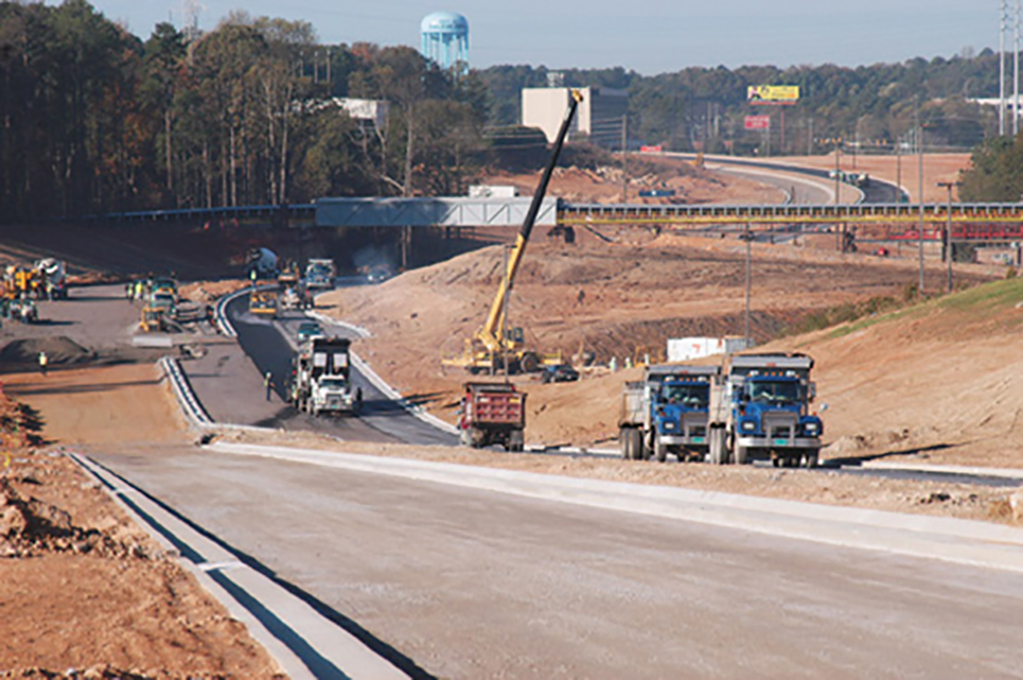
(443, 90, 583, 375)
(249, 288, 278, 316)
(3, 265, 44, 300)
(140, 306, 166, 332)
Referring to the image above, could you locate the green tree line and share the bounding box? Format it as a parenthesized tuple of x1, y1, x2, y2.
(1, 0, 1015, 221)
(0, 0, 488, 221)
(478, 54, 1002, 155)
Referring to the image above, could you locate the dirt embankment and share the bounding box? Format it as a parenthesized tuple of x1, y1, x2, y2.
(0, 372, 283, 677)
(322, 231, 1001, 446)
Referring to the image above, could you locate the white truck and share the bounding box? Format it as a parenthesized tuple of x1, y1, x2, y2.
(304, 258, 336, 291)
(35, 259, 68, 300)
(290, 336, 361, 416)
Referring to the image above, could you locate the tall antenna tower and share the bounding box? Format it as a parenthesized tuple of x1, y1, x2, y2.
(182, 0, 202, 41)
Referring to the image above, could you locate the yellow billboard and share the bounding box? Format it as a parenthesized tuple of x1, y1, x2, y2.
(747, 85, 800, 105)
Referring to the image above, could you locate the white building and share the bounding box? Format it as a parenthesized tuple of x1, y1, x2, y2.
(522, 86, 629, 149)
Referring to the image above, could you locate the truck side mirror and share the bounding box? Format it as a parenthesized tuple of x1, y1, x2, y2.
(809, 383, 817, 401)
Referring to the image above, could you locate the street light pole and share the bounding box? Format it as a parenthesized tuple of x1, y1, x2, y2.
(937, 181, 962, 294)
(834, 141, 842, 250)
(895, 133, 902, 202)
(744, 223, 752, 346)
(917, 117, 925, 294)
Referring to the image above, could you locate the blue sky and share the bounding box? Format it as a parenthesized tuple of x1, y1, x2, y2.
(66, 1, 998, 74)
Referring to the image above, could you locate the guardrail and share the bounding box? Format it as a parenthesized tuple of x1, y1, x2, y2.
(214, 286, 262, 337)
(159, 356, 213, 426)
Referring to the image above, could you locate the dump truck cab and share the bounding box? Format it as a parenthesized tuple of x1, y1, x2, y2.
(708, 353, 823, 467)
(653, 376, 712, 453)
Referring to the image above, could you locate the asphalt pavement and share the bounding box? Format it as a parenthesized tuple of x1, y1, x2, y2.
(190, 293, 456, 446)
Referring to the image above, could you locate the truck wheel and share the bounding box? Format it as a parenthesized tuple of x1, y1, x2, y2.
(805, 450, 819, 468)
(470, 427, 486, 448)
(637, 432, 652, 461)
(734, 446, 749, 465)
(654, 438, 668, 463)
(520, 352, 539, 373)
(620, 428, 632, 460)
(507, 430, 524, 452)
(708, 428, 726, 465)
(627, 428, 643, 461)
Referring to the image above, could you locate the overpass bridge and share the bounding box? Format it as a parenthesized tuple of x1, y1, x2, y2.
(87, 197, 1023, 242)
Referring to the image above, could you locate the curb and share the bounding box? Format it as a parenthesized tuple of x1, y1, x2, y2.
(208, 441, 1023, 575)
(70, 453, 407, 680)
(861, 460, 1023, 481)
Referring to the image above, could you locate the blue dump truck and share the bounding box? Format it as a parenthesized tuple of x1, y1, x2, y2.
(619, 365, 721, 462)
(707, 353, 823, 468)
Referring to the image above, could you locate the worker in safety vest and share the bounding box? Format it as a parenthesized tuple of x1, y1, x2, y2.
(38, 351, 48, 376)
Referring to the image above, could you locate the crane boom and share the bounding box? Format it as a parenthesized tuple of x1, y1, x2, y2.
(476, 89, 584, 352)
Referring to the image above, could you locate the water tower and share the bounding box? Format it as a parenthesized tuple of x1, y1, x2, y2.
(420, 11, 469, 72)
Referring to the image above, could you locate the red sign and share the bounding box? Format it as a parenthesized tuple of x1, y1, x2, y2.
(640, 145, 663, 153)
(744, 115, 771, 130)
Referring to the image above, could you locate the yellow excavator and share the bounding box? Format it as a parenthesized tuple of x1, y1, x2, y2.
(443, 90, 583, 375)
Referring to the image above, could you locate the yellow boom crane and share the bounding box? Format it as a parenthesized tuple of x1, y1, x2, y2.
(445, 90, 583, 374)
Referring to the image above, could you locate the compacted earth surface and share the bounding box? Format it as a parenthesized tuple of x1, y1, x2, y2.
(0, 370, 283, 678)
(4, 152, 1022, 675)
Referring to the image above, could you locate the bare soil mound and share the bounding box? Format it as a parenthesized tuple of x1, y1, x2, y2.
(0, 336, 93, 366)
(1, 336, 93, 366)
(324, 231, 1002, 448)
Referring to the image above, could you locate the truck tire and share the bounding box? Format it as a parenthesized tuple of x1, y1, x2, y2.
(470, 427, 486, 449)
(805, 450, 819, 468)
(734, 445, 750, 465)
(506, 429, 524, 452)
(520, 352, 539, 373)
(637, 432, 652, 461)
(708, 427, 727, 465)
(620, 428, 632, 460)
(654, 438, 668, 463)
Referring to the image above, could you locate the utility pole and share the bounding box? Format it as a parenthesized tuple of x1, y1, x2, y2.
(744, 223, 752, 345)
(1002, 0, 1009, 135)
(917, 112, 925, 294)
(937, 181, 962, 293)
(1016, 0, 1021, 135)
(620, 114, 628, 203)
(834, 141, 841, 250)
(895, 132, 902, 203)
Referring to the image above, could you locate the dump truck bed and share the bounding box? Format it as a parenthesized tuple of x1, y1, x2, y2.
(464, 382, 525, 426)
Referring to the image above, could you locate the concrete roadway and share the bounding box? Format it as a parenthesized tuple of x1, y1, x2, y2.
(93, 446, 1023, 679)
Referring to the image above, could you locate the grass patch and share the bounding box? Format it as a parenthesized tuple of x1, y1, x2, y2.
(934, 276, 1023, 313)
(790, 277, 1023, 342)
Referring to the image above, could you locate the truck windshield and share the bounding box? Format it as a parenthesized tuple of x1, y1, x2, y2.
(660, 383, 709, 407)
(748, 380, 801, 405)
(319, 378, 347, 389)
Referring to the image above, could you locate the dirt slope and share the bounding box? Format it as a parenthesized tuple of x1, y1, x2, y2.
(789, 278, 1023, 466)
(323, 232, 1001, 447)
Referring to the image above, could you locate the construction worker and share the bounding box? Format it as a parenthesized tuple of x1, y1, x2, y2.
(264, 371, 273, 401)
(38, 350, 48, 376)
